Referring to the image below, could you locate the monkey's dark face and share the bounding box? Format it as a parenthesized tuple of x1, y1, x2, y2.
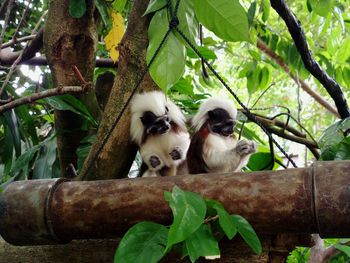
(207, 108, 236, 137)
(141, 111, 171, 135)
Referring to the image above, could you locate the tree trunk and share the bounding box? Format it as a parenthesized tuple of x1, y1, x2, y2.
(79, 0, 159, 180)
(44, 0, 100, 177)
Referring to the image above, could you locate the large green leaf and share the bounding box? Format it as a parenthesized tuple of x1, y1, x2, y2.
(318, 118, 350, 149)
(185, 224, 220, 263)
(7, 145, 41, 179)
(308, 0, 334, 17)
(143, 0, 167, 16)
(95, 0, 111, 29)
(192, 0, 249, 42)
(69, 0, 87, 18)
(32, 137, 57, 179)
(42, 94, 97, 126)
(231, 215, 262, 254)
(165, 186, 206, 248)
(147, 8, 186, 91)
(206, 199, 237, 239)
(334, 244, 350, 257)
(334, 137, 350, 160)
(187, 46, 217, 60)
(261, 0, 270, 22)
(172, 0, 199, 46)
(114, 222, 168, 263)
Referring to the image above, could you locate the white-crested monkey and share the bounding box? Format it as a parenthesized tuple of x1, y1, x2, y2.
(187, 98, 257, 174)
(130, 91, 190, 177)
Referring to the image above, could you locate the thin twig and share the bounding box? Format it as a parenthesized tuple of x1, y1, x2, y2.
(0, 0, 10, 17)
(72, 65, 87, 85)
(12, 0, 33, 42)
(0, 85, 88, 114)
(0, 0, 14, 49)
(1, 34, 36, 49)
(269, 0, 349, 119)
(0, 11, 47, 97)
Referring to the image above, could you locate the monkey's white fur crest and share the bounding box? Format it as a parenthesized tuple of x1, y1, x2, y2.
(192, 97, 237, 132)
(130, 91, 186, 145)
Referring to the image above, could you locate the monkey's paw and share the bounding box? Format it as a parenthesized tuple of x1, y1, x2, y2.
(148, 155, 162, 169)
(236, 140, 257, 155)
(169, 147, 182, 161)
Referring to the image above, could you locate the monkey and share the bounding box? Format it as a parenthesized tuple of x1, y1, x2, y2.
(130, 91, 190, 177)
(186, 98, 257, 174)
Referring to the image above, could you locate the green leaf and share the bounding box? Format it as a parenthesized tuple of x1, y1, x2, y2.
(206, 199, 237, 239)
(114, 222, 168, 263)
(69, 0, 87, 18)
(185, 224, 220, 263)
(165, 186, 206, 248)
(113, 0, 128, 13)
(143, 0, 167, 16)
(247, 66, 260, 95)
(7, 145, 41, 178)
(320, 144, 339, 161)
(32, 137, 57, 179)
(187, 46, 217, 60)
(95, 0, 111, 29)
(308, 0, 333, 17)
(261, 0, 270, 22)
(192, 0, 249, 42)
(147, 9, 186, 91)
(334, 244, 350, 257)
(334, 137, 350, 160)
(231, 215, 262, 254)
(42, 94, 97, 126)
(318, 118, 350, 149)
(172, 0, 199, 46)
(248, 1, 257, 26)
(2, 91, 21, 157)
(258, 66, 272, 90)
(3, 109, 21, 157)
(171, 77, 194, 95)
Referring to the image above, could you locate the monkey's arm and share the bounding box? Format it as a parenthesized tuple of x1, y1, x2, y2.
(204, 140, 257, 172)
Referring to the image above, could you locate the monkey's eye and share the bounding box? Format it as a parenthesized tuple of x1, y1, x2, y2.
(165, 106, 169, 112)
(226, 120, 236, 127)
(148, 126, 158, 134)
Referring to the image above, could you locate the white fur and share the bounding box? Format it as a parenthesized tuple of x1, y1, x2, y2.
(192, 97, 237, 132)
(190, 97, 256, 173)
(130, 91, 187, 145)
(203, 134, 253, 173)
(130, 91, 190, 177)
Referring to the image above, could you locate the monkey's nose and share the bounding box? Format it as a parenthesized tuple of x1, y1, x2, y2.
(159, 124, 170, 134)
(221, 127, 233, 136)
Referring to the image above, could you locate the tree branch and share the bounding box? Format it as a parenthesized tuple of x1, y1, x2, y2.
(0, 0, 14, 49)
(0, 84, 90, 114)
(242, 110, 320, 159)
(270, 0, 350, 119)
(1, 34, 36, 49)
(0, 11, 47, 96)
(257, 39, 340, 118)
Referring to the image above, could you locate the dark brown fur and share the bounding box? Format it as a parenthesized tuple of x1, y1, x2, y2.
(186, 126, 209, 174)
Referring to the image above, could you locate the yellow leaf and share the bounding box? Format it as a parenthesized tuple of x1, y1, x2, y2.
(104, 11, 125, 62)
